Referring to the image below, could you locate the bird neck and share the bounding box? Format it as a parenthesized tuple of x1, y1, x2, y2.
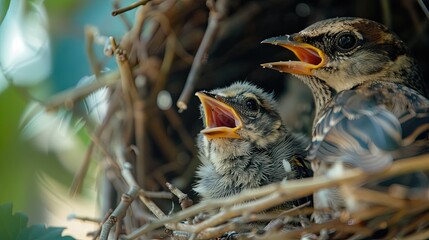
(296, 75, 336, 121)
(378, 54, 427, 97)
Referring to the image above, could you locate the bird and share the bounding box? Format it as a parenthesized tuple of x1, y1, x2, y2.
(261, 17, 429, 222)
(193, 82, 313, 208)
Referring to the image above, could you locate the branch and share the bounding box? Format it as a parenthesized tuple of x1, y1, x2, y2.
(85, 26, 103, 77)
(112, 0, 152, 16)
(70, 97, 120, 196)
(125, 153, 429, 239)
(176, 0, 228, 112)
(43, 71, 119, 112)
(99, 146, 141, 240)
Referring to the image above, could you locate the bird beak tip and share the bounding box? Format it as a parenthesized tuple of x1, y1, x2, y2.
(261, 37, 277, 45)
(260, 62, 277, 70)
(261, 35, 292, 45)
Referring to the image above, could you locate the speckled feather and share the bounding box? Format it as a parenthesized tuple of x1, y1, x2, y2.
(309, 82, 429, 172)
(266, 17, 429, 170)
(263, 17, 429, 221)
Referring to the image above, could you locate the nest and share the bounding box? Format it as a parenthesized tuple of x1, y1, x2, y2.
(43, 0, 429, 239)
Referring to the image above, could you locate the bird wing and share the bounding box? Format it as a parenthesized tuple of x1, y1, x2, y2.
(308, 90, 404, 172)
(395, 107, 429, 158)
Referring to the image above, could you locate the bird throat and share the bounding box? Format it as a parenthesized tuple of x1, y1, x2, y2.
(297, 75, 336, 122)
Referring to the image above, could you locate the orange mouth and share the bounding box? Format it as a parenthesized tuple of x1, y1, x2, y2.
(195, 91, 242, 139)
(261, 35, 327, 75)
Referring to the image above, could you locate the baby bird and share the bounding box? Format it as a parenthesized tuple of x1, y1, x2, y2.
(262, 17, 429, 220)
(194, 82, 312, 207)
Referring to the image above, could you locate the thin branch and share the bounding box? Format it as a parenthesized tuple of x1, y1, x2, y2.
(163, 107, 196, 154)
(89, 209, 113, 240)
(417, 0, 429, 20)
(166, 182, 193, 210)
(69, 141, 95, 196)
(70, 96, 120, 196)
(85, 26, 102, 77)
(112, 0, 152, 16)
(140, 189, 173, 199)
(125, 153, 429, 239)
(113, 2, 132, 30)
(110, 36, 137, 146)
(67, 214, 101, 223)
(176, 0, 228, 112)
(403, 228, 429, 240)
(99, 146, 141, 240)
(43, 71, 119, 112)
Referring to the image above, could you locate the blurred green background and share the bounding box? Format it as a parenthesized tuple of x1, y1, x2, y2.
(0, 0, 134, 238)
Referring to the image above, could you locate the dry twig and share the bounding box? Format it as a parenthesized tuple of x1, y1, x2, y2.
(124, 153, 429, 239)
(112, 0, 152, 16)
(176, 0, 228, 111)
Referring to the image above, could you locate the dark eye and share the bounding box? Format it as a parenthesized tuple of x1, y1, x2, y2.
(245, 99, 258, 111)
(336, 33, 357, 51)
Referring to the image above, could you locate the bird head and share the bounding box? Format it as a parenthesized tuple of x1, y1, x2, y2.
(261, 17, 422, 93)
(195, 82, 284, 148)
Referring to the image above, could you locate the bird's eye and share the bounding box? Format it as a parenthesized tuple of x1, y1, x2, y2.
(245, 99, 259, 111)
(336, 32, 358, 51)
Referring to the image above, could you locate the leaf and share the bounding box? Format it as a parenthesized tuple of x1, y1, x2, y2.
(16, 225, 75, 240)
(0, 203, 29, 239)
(0, 0, 11, 24)
(0, 204, 75, 240)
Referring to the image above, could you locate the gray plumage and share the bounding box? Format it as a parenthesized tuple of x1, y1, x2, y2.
(194, 82, 312, 206)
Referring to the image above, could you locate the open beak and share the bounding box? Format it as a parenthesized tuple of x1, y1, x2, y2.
(195, 91, 243, 139)
(260, 35, 327, 75)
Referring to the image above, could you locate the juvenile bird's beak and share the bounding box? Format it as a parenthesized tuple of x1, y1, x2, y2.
(261, 35, 327, 75)
(195, 91, 243, 139)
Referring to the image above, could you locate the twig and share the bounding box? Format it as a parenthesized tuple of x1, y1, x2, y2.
(113, 2, 132, 30)
(85, 26, 102, 78)
(125, 153, 429, 238)
(110, 36, 137, 147)
(67, 214, 101, 223)
(380, 0, 392, 28)
(70, 141, 95, 196)
(266, 219, 373, 239)
(139, 195, 167, 219)
(166, 182, 193, 210)
(175, 222, 247, 240)
(140, 189, 173, 199)
(112, 0, 152, 16)
(176, 0, 228, 112)
(116, 14, 152, 190)
(351, 188, 407, 208)
(399, 210, 429, 236)
(147, 110, 180, 162)
(100, 186, 131, 240)
(43, 71, 119, 112)
(70, 96, 120, 196)
(166, 181, 193, 227)
(163, 107, 197, 153)
(126, 172, 357, 238)
(417, 0, 429, 21)
(402, 228, 429, 240)
(99, 146, 141, 240)
(89, 209, 113, 240)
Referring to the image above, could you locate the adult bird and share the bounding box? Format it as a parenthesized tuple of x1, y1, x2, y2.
(261, 17, 429, 221)
(194, 82, 312, 208)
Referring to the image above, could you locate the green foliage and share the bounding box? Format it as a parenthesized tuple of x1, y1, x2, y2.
(0, 203, 28, 239)
(0, 203, 75, 240)
(0, 0, 10, 24)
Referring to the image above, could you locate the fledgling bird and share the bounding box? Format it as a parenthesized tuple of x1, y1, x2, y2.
(193, 82, 312, 207)
(261, 17, 429, 221)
